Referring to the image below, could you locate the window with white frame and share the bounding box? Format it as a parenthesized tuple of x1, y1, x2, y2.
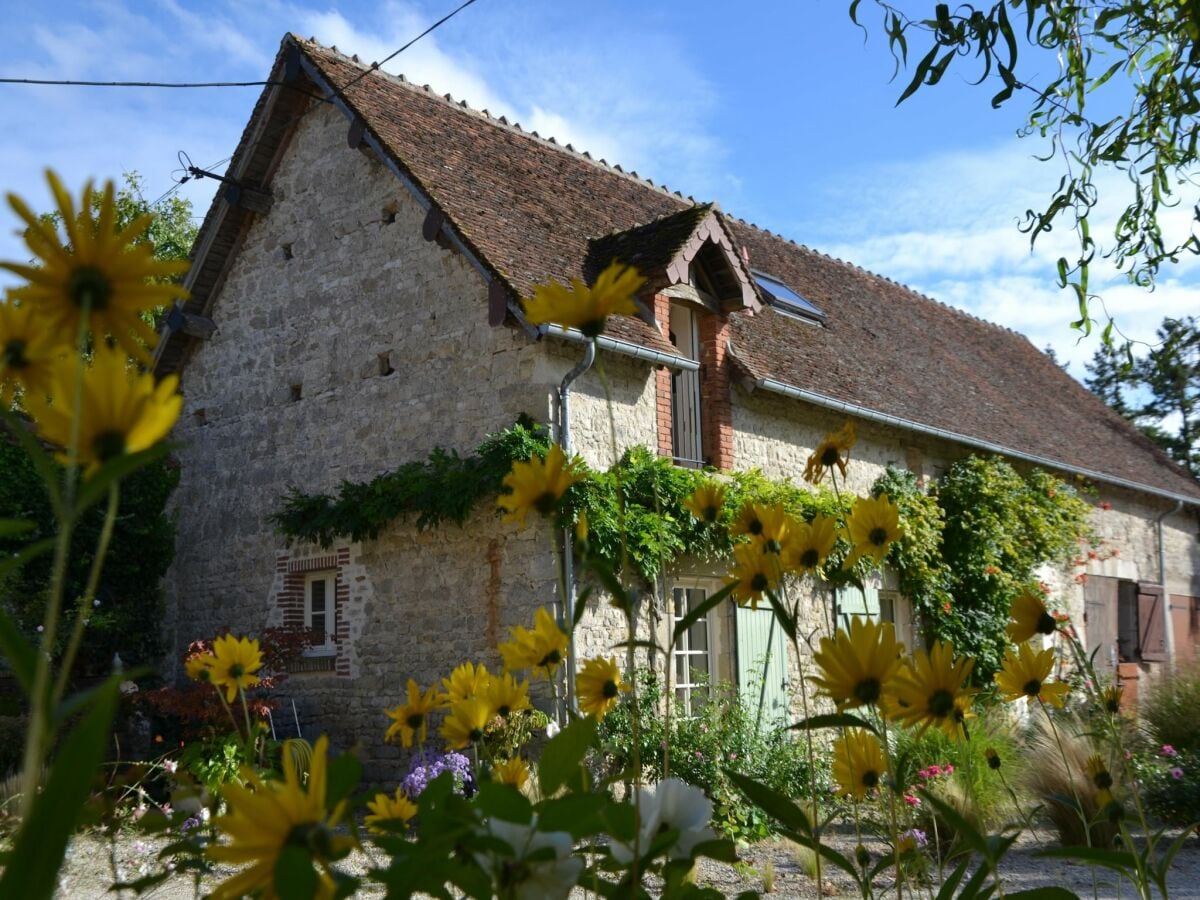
(305, 571, 336, 652)
(672, 585, 713, 715)
(668, 303, 703, 467)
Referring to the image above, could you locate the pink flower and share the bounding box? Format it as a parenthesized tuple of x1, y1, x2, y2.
(927, 765, 942, 777)
(1162, 744, 1178, 758)
(695, 751, 703, 759)
(1170, 767, 1185, 780)
(729, 752, 737, 761)
(903, 794, 921, 807)
(163, 759, 178, 774)
(943, 764, 955, 774)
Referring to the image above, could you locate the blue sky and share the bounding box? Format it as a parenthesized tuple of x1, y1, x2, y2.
(1, 0, 1196, 379)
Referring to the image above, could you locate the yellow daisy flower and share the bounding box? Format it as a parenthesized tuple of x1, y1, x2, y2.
(803, 420, 855, 485)
(985, 747, 1002, 770)
(441, 696, 494, 749)
(485, 671, 532, 717)
(497, 444, 583, 528)
(730, 501, 788, 542)
(185, 652, 215, 683)
(364, 788, 418, 835)
(522, 261, 645, 338)
(888, 641, 976, 738)
(832, 729, 887, 799)
(208, 735, 353, 900)
(683, 481, 727, 524)
(994, 643, 1070, 708)
(2, 171, 189, 362)
(1101, 684, 1123, 714)
(1086, 754, 1115, 790)
(492, 757, 531, 790)
(24, 345, 181, 471)
(843, 493, 904, 568)
(209, 635, 263, 703)
(1006, 590, 1059, 643)
(384, 679, 441, 747)
(498, 607, 569, 678)
(576, 656, 629, 719)
(0, 299, 68, 406)
(726, 542, 783, 611)
(441, 661, 491, 706)
(783, 513, 838, 575)
(812, 616, 905, 709)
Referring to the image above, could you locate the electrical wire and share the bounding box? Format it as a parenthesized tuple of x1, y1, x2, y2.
(1, 77, 290, 88)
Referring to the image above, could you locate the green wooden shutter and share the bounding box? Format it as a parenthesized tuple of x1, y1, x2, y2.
(736, 606, 789, 730)
(837, 585, 880, 628)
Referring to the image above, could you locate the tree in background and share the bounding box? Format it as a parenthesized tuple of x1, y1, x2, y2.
(851, 1, 1199, 335)
(1085, 316, 1199, 477)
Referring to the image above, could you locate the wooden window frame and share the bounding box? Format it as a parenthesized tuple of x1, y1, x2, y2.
(304, 570, 337, 656)
(671, 581, 718, 717)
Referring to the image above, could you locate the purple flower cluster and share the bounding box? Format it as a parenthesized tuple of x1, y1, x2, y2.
(401, 748, 475, 798)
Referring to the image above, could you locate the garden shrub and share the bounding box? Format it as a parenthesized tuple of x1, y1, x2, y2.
(1141, 661, 1200, 755)
(1140, 747, 1200, 826)
(1019, 713, 1118, 847)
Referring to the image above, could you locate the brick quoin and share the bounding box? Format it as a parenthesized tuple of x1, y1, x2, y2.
(652, 293, 674, 458)
(276, 550, 350, 676)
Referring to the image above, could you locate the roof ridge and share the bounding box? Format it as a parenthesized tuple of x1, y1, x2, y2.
(728, 213, 1019, 337)
(297, 36, 696, 205)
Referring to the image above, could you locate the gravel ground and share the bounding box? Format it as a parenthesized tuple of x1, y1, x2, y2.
(50, 826, 1200, 898)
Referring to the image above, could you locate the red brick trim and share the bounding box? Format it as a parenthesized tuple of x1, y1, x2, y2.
(275, 549, 351, 677)
(653, 293, 674, 458)
(697, 315, 733, 471)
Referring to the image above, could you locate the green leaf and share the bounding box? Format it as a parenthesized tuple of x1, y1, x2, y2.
(763, 590, 797, 642)
(725, 770, 810, 834)
(790, 712, 877, 735)
(275, 844, 318, 900)
(1004, 889, 1082, 899)
(538, 716, 597, 796)
(918, 789, 992, 864)
(324, 752, 362, 809)
(0, 675, 121, 900)
(1034, 846, 1137, 878)
(671, 581, 735, 648)
(0, 604, 36, 695)
(0, 519, 33, 537)
(935, 856, 972, 900)
(474, 780, 532, 824)
(535, 793, 607, 839)
(571, 585, 592, 630)
(692, 838, 739, 862)
(897, 45, 939, 105)
(782, 830, 860, 883)
(586, 558, 632, 613)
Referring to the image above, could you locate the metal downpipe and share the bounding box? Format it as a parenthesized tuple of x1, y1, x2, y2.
(1156, 499, 1183, 668)
(558, 340, 596, 718)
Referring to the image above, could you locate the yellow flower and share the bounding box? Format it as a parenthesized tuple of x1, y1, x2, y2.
(384, 679, 441, 747)
(1101, 684, 1123, 714)
(577, 656, 629, 719)
(575, 510, 589, 544)
(522, 261, 645, 338)
(0, 299, 68, 406)
(803, 421, 855, 485)
(726, 542, 783, 611)
(812, 616, 905, 709)
(888, 641, 976, 738)
(985, 747, 1002, 770)
(441, 696, 494, 749)
(497, 444, 583, 528)
(208, 735, 353, 900)
(2, 171, 189, 362)
(485, 671, 532, 717)
(185, 653, 215, 683)
(492, 757, 531, 789)
(783, 513, 837, 575)
(832, 729, 887, 799)
(441, 661, 491, 706)
(1006, 590, 1059, 643)
(364, 788, 418, 835)
(1086, 754, 1115, 790)
(843, 493, 904, 568)
(683, 481, 727, 524)
(209, 635, 263, 703)
(730, 501, 788, 542)
(498, 607, 570, 678)
(994, 643, 1070, 708)
(23, 345, 181, 471)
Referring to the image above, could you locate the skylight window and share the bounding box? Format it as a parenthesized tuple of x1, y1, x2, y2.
(752, 271, 825, 323)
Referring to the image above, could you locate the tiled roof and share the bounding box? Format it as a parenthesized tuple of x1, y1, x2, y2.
(585, 204, 715, 281)
(166, 35, 1200, 503)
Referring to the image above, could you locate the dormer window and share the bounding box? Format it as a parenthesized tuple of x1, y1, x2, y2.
(669, 302, 704, 467)
(753, 271, 825, 324)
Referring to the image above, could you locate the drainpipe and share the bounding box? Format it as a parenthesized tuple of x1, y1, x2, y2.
(557, 341, 596, 718)
(1156, 499, 1183, 668)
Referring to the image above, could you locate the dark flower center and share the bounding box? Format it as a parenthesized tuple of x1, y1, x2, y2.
(1036, 612, 1058, 635)
(92, 429, 127, 463)
(227, 663, 245, 680)
(407, 713, 425, 729)
(534, 491, 560, 515)
(987, 752, 1002, 770)
(287, 822, 333, 858)
(854, 678, 882, 705)
(1105, 695, 1121, 714)
(868, 527, 889, 547)
(1023, 679, 1042, 697)
(1093, 770, 1113, 790)
(861, 770, 880, 789)
(3, 339, 29, 369)
(763, 539, 782, 555)
(602, 679, 619, 699)
(579, 318, 606, 339)
(800, 549, 820, 568)
(68, 265, 112, 310)
(468, 727, 484, 743)
(498, 704, 511, 717)
(748, 519, 763, 535)
(539, 649, 562, 668)
(703, 504, 718, 522)
(820, 446, 840, 466)
(928, 689, 955, 718)
(751, 573, 769, 592)
(498, 860, 532, 889)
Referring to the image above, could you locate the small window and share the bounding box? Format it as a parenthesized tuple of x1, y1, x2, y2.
(669, 303, 703, 467)
(752, 271, 825, 323)
(305, 572, 336, 652)
(672, 586, 713, 716)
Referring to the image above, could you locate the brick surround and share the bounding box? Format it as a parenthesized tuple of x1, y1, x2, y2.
(274, 547, 352, 676)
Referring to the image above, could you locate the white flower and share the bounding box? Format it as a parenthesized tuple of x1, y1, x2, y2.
(474, 816, 582, 900)
(545, 720, 561, 739)
(610, 777, 716, 863)
(119, 680, 138, 695)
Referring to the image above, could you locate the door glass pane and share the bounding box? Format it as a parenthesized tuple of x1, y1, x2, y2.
(689, 653, 709, 676)
(688, 621, 709, 651)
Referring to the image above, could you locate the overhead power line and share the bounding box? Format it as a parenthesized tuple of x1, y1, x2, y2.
(0, 77, 289, 89)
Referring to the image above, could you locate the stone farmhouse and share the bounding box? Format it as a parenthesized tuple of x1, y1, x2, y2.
(155, 35, 1200, 776)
